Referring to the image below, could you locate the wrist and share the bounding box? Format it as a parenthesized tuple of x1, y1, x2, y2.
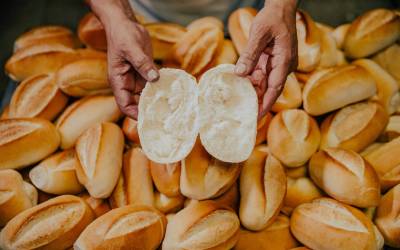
(89, 0, 134, 31)
(265, 0, 297, 13)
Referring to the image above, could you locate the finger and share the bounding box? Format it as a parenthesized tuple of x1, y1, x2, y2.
(125, 49, 159, 82)
(259, 87, 282, 118)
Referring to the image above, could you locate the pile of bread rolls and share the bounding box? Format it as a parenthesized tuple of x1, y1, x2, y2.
(0, 5, 400, 250)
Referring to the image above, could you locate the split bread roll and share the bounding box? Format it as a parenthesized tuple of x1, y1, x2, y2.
(180, 139, 240, 200)
(78, 193, 111, 218)
(162, 200, 240, 250)
(290, 198, 382, 250)
(56, 95, 122, 149)
(344, 8, 400, 58)
(75, 122, 124, 198)
(240, 145, 286, 231)
(268, 109, 320, 167)
(309, 148, 381, 208)
(0, 195, 95, 250)
(0, 169, 38, 226)
(302, 65, 377, 116)
(320, 101, 389, 152)
(228, 7, 257, 55)
(75, 205, 166, 250)
(122, 117, 140, 144)
(154, 192, 185, 214)
(8, 73, 68, 120)
(29, 149, 84, 195)
(0, 118, 60, 170)
(374, 184, 400, 248)
(373, 44, 400, 86)
(150, 161, 181, 197)
(332, 23, 350, 49)
(78, 12, 107, 50)
(271, 73, 302, 113)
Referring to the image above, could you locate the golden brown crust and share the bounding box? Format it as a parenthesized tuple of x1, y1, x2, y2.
(271, 73, 303, 112)
(122, 117, 140, 145)
(78, 193, 111, 218)
(372, 44, 400, 86)
(77, 12, 107, 51)
(154, 192, 185, 214)
(228, 7, 257, 55)
(150, 161, 181, 197)
(255, 112, 272, 145)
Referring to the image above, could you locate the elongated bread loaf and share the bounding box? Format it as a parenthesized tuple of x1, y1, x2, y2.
(77, 12, 107, 51)
(373, 44, 400, 86)
(150, 161, 181, 197)
(271, 73, 302, 113)
(227, 7, 257, 55)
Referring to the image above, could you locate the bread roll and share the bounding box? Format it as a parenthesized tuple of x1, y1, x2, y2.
(240, 145, 286, 231)
(360, 142, 384, 157)
(228, 7, 257, 55)
(122, 117, 140, 144)
(271, 73, 302, 112)
(317, 23, 342, 69)
(381, 115, 400, 141)
(0, 118, 60, 170)
(56, 95, 122, 149)
(320, 101, 389, 152)
(255, 112, 272, 145)
(302, 65, 377, 116)
(186, 16, 224, 31)
(78, 193, 111, 217)
(150, 161, 180, 197)
(213, 39, 238, 65)
(162, 200, 240, 250)
(75, 48, 107, 60)
(234, 214, 299, 250)
(290, 198, 381, 250)
(56, 58, 111, 97)
(0, 195, 94, 250)
(199, 64, 258, 163)
(75, 205, 166, 250)
(181, 139, 240, 200)
(268, 109, 320, 167)
(75, 122, 124, 198)
(5, 43, 78, 81)
(8, 73, 68, 120)
(344, 8, 400, 58)
(110, 147, 154, 208)
(373, 44, 400, 86)
(77, 12, 107, 50)
(0, 169, 38, 226)
(0, 105, 9, 119)
(374, 184, 400, 248)
(29, 149, 84, 195)
(332, 23, 350, 49)
(154, 192, 185, 214)
(309, 148, 381, 207)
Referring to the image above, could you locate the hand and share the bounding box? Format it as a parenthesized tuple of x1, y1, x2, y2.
(235, 0, 298, 118)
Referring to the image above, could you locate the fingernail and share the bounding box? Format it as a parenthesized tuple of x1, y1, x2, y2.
(235, 63, 247, 75)
(147, 69, 158, 81)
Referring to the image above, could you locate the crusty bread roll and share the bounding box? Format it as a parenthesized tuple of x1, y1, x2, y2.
(122, 117, 140, 144)
(285, 165, 308, 178)
(186, 16, 224, 32)
(332, 23, 350, 49)
(290, 198, 381, 250)
(150, 161, 180, 197)
(320, 101, 389, 152)
(138, 68, 199, 164)
(302, 65, 377, 116)
(181, 139, 240, 200)
(5, 43, 78, 81)
(199, 64, 258, 163)
(75, 205, 166, 250)
(234, 214, 299, 250)
(344, 8, 400, 58)
(154, 192, 185, 214)
(228, 7, 257, 55)
(240, 145, 286, 231)
(0, 195, 94, 250)
(373, 44, 400, 86)
(214, 39, 238, 65)
(162, 200, 240, 250)
(29, 149, 84, 195)
(271, 73, 302, 113)
(56, 95, 122, 149)
(268, 109, 320, 167)
(317, 23, 343, 69)
(110, 147, 154, 208)
(75, 122, 124, 198)
(381, 115, 400, 141)
(8, 73, 68, 120)
(0, 169, 38, 226)
(78, 12, 107, 51)
(0, 118, 60, 170)
(309, 148, 380, 207)
(255, 112, 272, 145)
(374, 184, 400, 248)
(55, 58, 111, 97)
(78, 193, 110, 218)
(75, 48, 107, 60)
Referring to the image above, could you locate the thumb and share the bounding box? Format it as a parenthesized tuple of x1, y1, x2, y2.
(125, 49, 159, 82)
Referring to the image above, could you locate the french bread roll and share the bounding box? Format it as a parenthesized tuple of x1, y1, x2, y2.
(75, 48, 107, 60)
(344, 8, 400, 58)
(374, 184, 400, 248)
(55, 57, 111, 97)
(332, 23, 350, 49)
(0, 118, 60, 170)
(317, 23, 342, 69)
(227, 7, 257, 55)
(8, 73, 68, 120)
(75, 205, 166, 250)
(110, 147, 154, 208)
(290, 198, 381, 250)
(360, 142, 384, 157)
(372, 44, 400, 86)
(181, 139, 240, 200)
(320, 101, 389, 152)
(29, 149, 84, 195)
(268, 109, 320, 167)
(0, 169, 38, 226)
(0, 195, 95, 250)
(271, 73, 302, 113)
(213, 39, 238, 65)
(186, 16, 224, 31)
(381, 115, 400, 141)
(162, 200, 240, 250)
(234, 214, 299, 250)
(5, 43, 78, 81)
(150, 161, 180, 197)
(138, 68, 199, 164)
(255, 112, 272, 145)
(75, 122, 124, 198)
(285, 165, 308, 178)
(154, 192, 185, 214)
(309, 148, 380, 207)
(78, 193, 111, 217)
(122, 117, 140, 144)
(77, 12, 107, 51)
(56, 95, 122, 149)
(199, 64, 258, 163)
(240, 145, 286, 231)
(302, 65, 377, 116)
